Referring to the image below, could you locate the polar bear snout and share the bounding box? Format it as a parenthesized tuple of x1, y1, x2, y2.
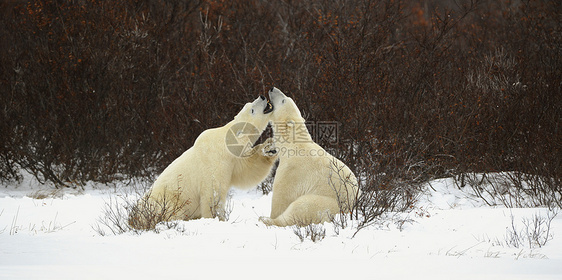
(268, 87, 283, 98)
(252, 95, 274, 114)
(262, 93, 274, 114)
(268, 87, 287, 106)
(263, 100, 274, 114)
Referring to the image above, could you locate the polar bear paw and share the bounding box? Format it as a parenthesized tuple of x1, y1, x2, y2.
(261, 138, 278, 157)
(259, 216, 275, 226)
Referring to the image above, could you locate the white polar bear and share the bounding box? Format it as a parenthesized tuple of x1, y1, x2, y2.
(260, 87, 360, 227)
(129, 96, 277, 229)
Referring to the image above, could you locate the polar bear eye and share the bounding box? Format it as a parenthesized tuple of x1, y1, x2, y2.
(251, 109, 255, 114)
(282, 99, 286, 104)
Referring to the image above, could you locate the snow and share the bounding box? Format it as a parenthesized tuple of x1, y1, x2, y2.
(1, 174, 561, 279)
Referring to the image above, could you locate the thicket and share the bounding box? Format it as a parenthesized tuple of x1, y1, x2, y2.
(1, 0, 560, 208)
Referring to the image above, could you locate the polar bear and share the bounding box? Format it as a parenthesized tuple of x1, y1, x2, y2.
(129, 96, 277, 230)
(260, 87, 360, 227)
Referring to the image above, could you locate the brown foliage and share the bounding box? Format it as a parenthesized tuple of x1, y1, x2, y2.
(0, 0, 560, 206)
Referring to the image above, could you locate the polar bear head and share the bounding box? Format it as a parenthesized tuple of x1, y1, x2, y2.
(267, 87, 304, 123)
(233, 95, 273, 132)
(267, 87, 310, 144)
(227, 95, 274, 157)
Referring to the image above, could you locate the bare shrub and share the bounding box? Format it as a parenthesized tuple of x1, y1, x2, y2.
(353, 180, 419, 235)
(293, 223, 327, 243)
(93, 182, 238, 235)
(329, 154, 420, 235)
(93, 186, 190, 235)
(127, 189, 192, 231)
(455, 172, 562, 208)
(328, 157, 361, 224)
(93, 195, 136, 236)
(1, 0, 211, 186)
(28, 189, 66, 200)
(1, 0, 559, 211)
(505, 210, 557, 249)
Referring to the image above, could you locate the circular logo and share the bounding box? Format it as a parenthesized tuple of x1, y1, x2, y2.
(225, 122, 261, 157)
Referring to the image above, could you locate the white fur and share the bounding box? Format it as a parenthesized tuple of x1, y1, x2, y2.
(260, 88, 360, 227)
(131, 96, 277, 228)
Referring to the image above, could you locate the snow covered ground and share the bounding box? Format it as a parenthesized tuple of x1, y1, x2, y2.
(1, 174, 561, 279)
